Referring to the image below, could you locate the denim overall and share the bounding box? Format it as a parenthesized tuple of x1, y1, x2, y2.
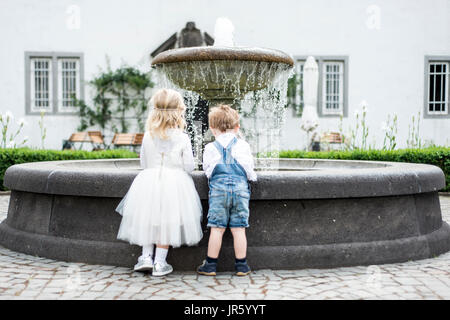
(207, 137, 250, 228)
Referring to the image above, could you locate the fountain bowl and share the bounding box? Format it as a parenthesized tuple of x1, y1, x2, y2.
(151, 46, 294, 104)
(0, 158, 449, 271)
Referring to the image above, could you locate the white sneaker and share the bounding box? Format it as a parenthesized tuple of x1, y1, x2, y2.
(152, 262, 173, 276)
(133, 255, 153, 272)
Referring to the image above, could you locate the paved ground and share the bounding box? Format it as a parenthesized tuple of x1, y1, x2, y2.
(0, 194, 449, 300)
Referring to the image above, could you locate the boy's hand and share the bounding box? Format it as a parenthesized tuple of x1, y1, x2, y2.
(248, 180, 256, 192)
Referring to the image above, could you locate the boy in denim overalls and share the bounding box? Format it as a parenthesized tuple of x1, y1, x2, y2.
(197, 105, 257, 276)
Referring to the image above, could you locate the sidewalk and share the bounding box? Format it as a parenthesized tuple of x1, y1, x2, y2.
(0, 194, 449, 300)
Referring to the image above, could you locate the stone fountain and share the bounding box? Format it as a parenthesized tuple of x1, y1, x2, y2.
(0, 158, 449, 271)
(152, 46, 294, 106)
(152, 18, 294, 150)
(0, 19, 449, 271)
(152, 17, 293, 109)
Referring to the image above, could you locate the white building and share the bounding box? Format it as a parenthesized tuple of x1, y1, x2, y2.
(0, 0, 449, 150)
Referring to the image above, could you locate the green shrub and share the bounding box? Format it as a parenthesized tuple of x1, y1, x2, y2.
(0, 147, 138, 191)
(272, 146, 450, 192)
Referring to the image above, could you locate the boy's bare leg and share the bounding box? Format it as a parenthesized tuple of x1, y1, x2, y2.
(230, 227, 247, 259)
(207, 227, 226, 258)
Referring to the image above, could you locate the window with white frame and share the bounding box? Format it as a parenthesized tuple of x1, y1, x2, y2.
(58, 58, 80, 111)
(322, 61, 344, 115)
(30, 58, 53, 112)
(296, 62, 304, 108)
(427, 61, 449, 115)
(26, 52, 83, 115)
(291, 56, 347, 117)
(288, 61, 304, 116)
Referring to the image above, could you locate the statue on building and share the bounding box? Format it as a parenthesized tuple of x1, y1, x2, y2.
(151, 22, 214, 57)
(150, 22, 214, 153)
(178, 22, 204, 47)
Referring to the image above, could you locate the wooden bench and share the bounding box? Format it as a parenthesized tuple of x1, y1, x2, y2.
(87, 131, 105, 150)
(64, 131, 105, 150)
(69, 132, 90, 143)
(320, 132, 344, 151)
(111, 133, 144, 151)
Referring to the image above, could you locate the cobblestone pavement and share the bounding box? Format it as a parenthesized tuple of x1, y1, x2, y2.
(0, 194, 449, 300)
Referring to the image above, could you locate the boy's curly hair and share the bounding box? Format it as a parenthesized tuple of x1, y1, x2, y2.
(208, 104, 240, 132)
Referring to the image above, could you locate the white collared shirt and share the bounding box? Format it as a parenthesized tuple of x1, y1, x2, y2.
(202, 132, 257, 181)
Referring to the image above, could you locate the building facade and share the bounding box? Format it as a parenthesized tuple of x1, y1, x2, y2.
(0, 0, 449, 150)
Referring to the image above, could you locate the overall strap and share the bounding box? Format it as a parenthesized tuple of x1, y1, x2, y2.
(223, 137, 238, 164)
(213, 140, 224, 155)
(225, 137, 238, 150)
(213, 137, 238, 164)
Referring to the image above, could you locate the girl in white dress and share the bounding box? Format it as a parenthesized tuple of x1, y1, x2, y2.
(115, 88, 203, 276)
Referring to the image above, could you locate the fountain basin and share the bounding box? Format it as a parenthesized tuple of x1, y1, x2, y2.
(0, 158, 449, 271)
(152, 46, 294, 104)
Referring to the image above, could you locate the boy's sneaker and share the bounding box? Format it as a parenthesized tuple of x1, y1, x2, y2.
(152, 262, 173, 277)
(133, 255, 153, 272)
(235, 260, 251, 276)
(197, 259, 217, 276)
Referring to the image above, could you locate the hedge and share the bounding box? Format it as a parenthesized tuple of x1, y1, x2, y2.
(272, 146, 450, 192)
(0, 148, 138, 191)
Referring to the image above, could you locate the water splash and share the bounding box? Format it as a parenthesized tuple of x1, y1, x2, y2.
(153, 17, 293, 168)
(213, 17, 235, 47)
(155, 60, 291, 167)
(239, 66, 292, 169)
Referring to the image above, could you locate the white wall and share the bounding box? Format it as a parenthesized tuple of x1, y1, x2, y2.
(0, 0, 449, 150)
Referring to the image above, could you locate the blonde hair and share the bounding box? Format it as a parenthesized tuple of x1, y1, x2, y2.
(208, 104, 240, 132)
(146, 88, 186, 139)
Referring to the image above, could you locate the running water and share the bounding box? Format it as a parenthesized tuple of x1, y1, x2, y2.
(153, 18, 293, 168)
(213, 17, 235, 47)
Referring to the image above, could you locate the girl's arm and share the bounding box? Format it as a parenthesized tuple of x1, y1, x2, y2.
(139, 132, 148, 169)
(181, 134, 195, 173)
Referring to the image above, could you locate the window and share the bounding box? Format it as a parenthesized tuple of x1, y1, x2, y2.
(58, 58, 80, 111)
(30, 58, 52, 112)
(287, 61, 304, 116)
(25, 52, 84, 115)
(322, 61, 344, 115)
(424, 56, 450, 118)
(427, 61, 449, 115)
(292, 56, 348, 117)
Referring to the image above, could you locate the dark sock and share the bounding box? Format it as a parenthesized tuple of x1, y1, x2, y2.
(235, 257, 247, 264)
(206, 256, 218, 264)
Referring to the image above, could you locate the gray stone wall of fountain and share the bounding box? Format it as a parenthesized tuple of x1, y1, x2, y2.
(0, 158, 449, 271)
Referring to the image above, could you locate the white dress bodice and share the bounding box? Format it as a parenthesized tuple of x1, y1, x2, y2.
(139, 129, 195, 172)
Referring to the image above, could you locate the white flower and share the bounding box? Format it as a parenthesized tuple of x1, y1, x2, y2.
(7, 140, 16, 148)
(17, 117, 28, 126)
(4, 111, 14, 121)
(359, 100, 368, 109)
(354, 109, 360, 117)
(380, 121, 388, 132)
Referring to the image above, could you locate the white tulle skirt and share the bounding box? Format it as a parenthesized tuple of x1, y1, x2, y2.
(116, 167, 203, 248)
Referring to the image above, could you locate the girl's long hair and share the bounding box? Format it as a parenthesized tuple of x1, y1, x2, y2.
(145, 89, 186, 139)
